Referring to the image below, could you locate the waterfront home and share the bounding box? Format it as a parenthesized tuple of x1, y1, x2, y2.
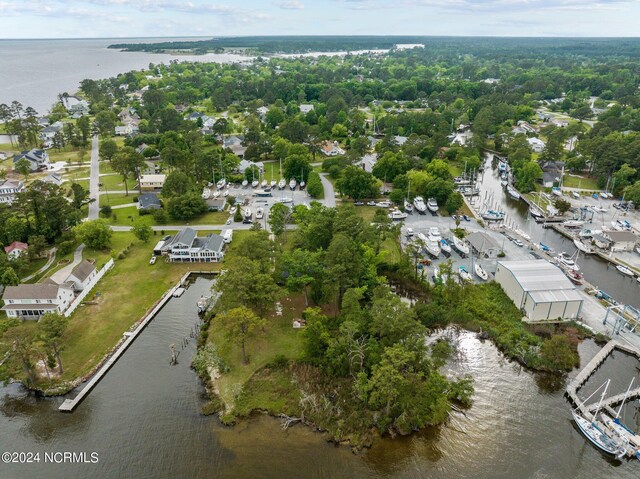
(320, 140, 345, 156)
(223, 135, 246, 158)
(602, 230, 637, 252)
(466, 232, 501, 259)
(540, 161, 565, 188)
(139, 174, 166, 191)
(68, 100, 90, 117)
(39, 121, 63, 143)
(13, 149, 49, 172)
(256, 106, 269, 121)
(4, 241, 28, 259)
(527, 137, 546, 153)
(592, 234, 612, 250)
(66, 260, 97, 292)
(299, 104, 315, 114)
(1, 279, 75, 320)
(138, 192, 162, 210)
(0, 179, 25, 204)
(495, 260, 583, 322)
(162, 228, 225, 263)
(185, 111, 208, 122)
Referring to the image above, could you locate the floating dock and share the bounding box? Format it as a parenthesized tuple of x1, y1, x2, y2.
(59, 271, 210, 412)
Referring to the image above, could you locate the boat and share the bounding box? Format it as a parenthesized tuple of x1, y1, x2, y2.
(565, 268, 584, 285)
(270, 179, 277, 188)
(172, 287, 185, 298)
(404, 199, 413, 213)
(538, 242, 553, 253)
(563, 219, 584, 228)
(375, 200, 392, 208)
(506, 185, 521, 200)
(242, 208, 253, 223)
(590, 206, 607, 213)
(433, 267, 448, 284)
(413, 196, 427, 214)
(256, 207, 264, 219)
(427, 197, 439, 213)
(201, 188, 211, 199)
(599, 378, 640, 459)
(458, 266, 472, 282)
(216, 178, 226, 190)
(474, 263, 488, 281)
(197, 295, 212, 314)
(212, 190, 221, 198)
(498, 161, 507, 172)
(261, 179, 267, 188)
(279, 196, 293, 203)
(529, 203, 545, 218)
(551, 187, 562, 197)
(388, 209, 408, 220)
(572, 380, 626, 458)
(223, 190, 230, 197)
(440, 239, 452, 254)
(251, 179, 259, 188)
(241, 179, 248, 187)
(300, 168, 306, 190)
(500, 178, 508, 188)
(616, 264, 635, 277)
(482, 210, 505, 221)
(424, 240, 441, 258)
(573, 238, 593, 254)
(271, 164, 277, 189)
(289, 178, 297, 190)
(612, 219, 632, 231)
(428, 227, 441, 240)
(579, 228, 601, 239)
(556, 252, 580, 271)
(278, 178, 286, 190)
(571, 191, 580, 199)
(452, 236, 469, 256)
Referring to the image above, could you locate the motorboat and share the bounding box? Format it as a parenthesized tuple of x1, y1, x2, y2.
(404, 200, 413, 213)
(424, 240, 441, 258)
(538, 242, 553, 253)
(571, 191, 580, 199)
(590, 206, 607, 213)
(452, 236, 469, 256)
(241, 179, 248, 187)
(498, 161, 507, 173)
(458, 266, 472, 282)
(440, 239, 452, 254)
(573, 238, 593, 254)
(375, 200, 392, 208)
(279, 197, 293, 203)
(474, 263, 488, 281)
(562, 219, 584, 228)
(278, 178, 286, 190)
(413, 196, 427, 214)
(256, 207, 264, 219)
(612, 219, 632, 231)
(433, 267, 448, 284)
(388, 209, 408, 220)
(579, 228, 601, 239)
(482, 210, 505, 221)
(427, 197, 439, 213)
(197, 296, 213, 314)
(428, 227, 441, 240)
(551, 187, 562, 197)
(216, 178, 226, 190)
(202, 188, 211, 199)
(213, 190, 221, 198)
(223, 190, 230, 197)
(556, 252, 580, 271)
(616, 264, 635, 277)
(529, 204, 545, 218)
(500, 178, 508, 188)
(506, 185, 521, 200)
(242, 208, 253, 223)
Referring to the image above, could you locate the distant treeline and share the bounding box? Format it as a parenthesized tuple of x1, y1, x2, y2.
(108, 35, 640, 57)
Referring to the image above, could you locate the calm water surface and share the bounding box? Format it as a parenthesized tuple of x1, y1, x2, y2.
(1, 277, 638, 478)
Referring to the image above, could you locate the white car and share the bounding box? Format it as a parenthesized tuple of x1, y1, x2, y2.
(513, 239, 524, 247)
(406, 227, 415, 237)
(149, 256, 157, 265)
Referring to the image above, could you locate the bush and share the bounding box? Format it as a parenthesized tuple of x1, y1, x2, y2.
(152, 208, 168, 224)
(100, 205, 112, 217)
(202, 396, 224, 416)
(57, 240, 76, 256)
(270, 354, 289, 369)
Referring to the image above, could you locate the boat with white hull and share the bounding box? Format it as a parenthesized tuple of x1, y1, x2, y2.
(616, 264, 635, 277)
(458, 266, 472, 282)
(388, 209, 408, 220)
(452, 236, 469, 256)
(573, 239, 593, 254)
(439, 239, 452, 255)
(427, 197, 438, 213)
(474, 263, 488, 281)
(404, 200, 413, 213)
(506, 185, 521, 200)
(413, 196, 427, 214)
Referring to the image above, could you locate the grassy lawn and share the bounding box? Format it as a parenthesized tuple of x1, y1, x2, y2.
(98, 173, 126, 191)
(106, 206, 230, 226)
(381, 236, 402, 264)
(210, 293, 307, 408)
(100, 193, 137, 207)
(354, 205, 381, 222)
(563, 175, 600, 190)
(43, 232, 224, 386)
(448, 162, 463, 177)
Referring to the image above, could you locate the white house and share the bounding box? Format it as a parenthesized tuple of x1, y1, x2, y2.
(4, 241, 28, 259)
(13, 149, 49, 172)
(140, 174, 166, 190)
(299, 104, 314, 114)
(1, 279, 75, 320)
(320, 140, 345, 157)
(66, 260, 97, 292)
(115, 124, 134, 136)
(527, 137, 546, 153)
(0, 179, 24, 204)
(162, 228, 225, 263)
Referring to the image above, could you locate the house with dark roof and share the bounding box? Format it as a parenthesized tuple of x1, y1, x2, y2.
(66, 260, 97, 291)
(1, 279, 75, 320)
(43, 173, 63, 186)
(13, 149, 49, 172)
(138, 192, 162, 210)
(0, 179, 24, 204)
(162, 228, 225, 262)
(206, 197, 226, 211)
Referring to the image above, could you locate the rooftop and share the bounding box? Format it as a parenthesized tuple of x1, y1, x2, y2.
(498, 260, 575, 292)
(70, 260, 96, 283)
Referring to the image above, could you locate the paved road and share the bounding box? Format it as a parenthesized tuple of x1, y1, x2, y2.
(88, 135, 100, 220)
(21, 248, 57, 282)
(319, 173, 337, 207)
(50, 244, 85, 284)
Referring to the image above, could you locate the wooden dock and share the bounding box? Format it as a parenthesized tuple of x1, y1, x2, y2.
(565, 340, 640, 416)
(59, 271, 199, 412)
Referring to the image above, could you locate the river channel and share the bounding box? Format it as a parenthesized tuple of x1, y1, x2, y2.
(1, 278, 639, 478)
(478, 153, 640, 308)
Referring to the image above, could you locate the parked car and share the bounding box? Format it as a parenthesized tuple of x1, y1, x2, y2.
(513, 239, 524, 247)
(463, 215, 471, 221)
(149, 256, 157, 265)
(367, 200, 377, 206)
(354, 201, 365, 206)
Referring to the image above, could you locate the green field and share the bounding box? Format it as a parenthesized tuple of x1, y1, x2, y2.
(562, 175, 600, 190)
(99, 193, 137, 207)
(107, 205, 230, 226)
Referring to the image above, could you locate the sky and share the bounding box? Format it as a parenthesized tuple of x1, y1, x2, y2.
(1, 0, 640, 39)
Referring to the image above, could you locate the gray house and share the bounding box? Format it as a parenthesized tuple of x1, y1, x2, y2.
(162, 228, 225, 263)
(138, 192, 162, 210)
(13, 149, 50, 172)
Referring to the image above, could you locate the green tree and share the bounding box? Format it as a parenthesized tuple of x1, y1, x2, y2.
(1, 267, 20, 286)
(554, 198, 572, 215)
(539, 335, 578, 371)
(132, 217, 153, 243)
(99, 138, 118, 162)
(444, 192, 464, 214)
(38, 313, 69, 373)
(2, 327, 37, 385)
(268, 202, 290, 238)
(306, 171, 323, 198)
(216, 306, 265, 365)
(73, 219, 113, 249)
(167, 193, 207, 221)
(282, 249, 323, 305)
(325, 233, 362, 305)
(15, 158, 31, 179)
(70, 182, 92, 209)
(112, 146, 144, 196)
(336, 165, 378, 200)
(162, 171, 194, 198)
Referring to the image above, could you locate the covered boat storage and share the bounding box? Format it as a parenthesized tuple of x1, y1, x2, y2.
(495, 260, 583, 321)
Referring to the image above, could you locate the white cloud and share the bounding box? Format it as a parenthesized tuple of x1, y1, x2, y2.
(275, 0, 304, 9)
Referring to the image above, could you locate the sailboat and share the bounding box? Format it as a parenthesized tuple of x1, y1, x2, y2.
(251, 168, 259, 188)
(270, 164, 277, 189)
(300, 167, 306, 190)
(599, 378, 640, 460)
(458, 266, 472, 282)
(474, 263, 488, 281)
(573, 238, 593, 254)
(289, 177, 297, 190)
(242, 179, 248, 187)
(404, 180, 413, 213)
(452, 235, 469, 257)
(572, 380, 627, 458)
(616, 264, 635, 277)
(278, 158, 286, 190)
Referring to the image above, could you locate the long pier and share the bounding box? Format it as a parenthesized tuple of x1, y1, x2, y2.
(565, 340, 640, 417)
(59, 271, 209, 412)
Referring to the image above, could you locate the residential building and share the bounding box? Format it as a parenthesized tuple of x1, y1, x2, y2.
(299, 104, 315, 114)
(1, 279, 75, 320)
(238, 159, 264, 174)
(139, 174, 166, 190)
(43, 173, 63, 186)
(162, 228, 225, 263)
(527, 137, 546, 153)
(359, 153, 378, 173)
(39, 121, 63, 142)
(13, 149, 49, 172)
(320, 140, 345, 157)
(0, 179, 24, 204)
(540, 161, 565, 188)
(466, 232, 501, 258)
(66, 260, 97, 291)
(4, 241, 28, 259)
(495, 260, 583, 321)
(206, 197, 226, 211)
(68, 100, 90, 116)
(115, 124, 134, 136)
(603, 230, 637, 252)
(138, 192, 162, 210)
